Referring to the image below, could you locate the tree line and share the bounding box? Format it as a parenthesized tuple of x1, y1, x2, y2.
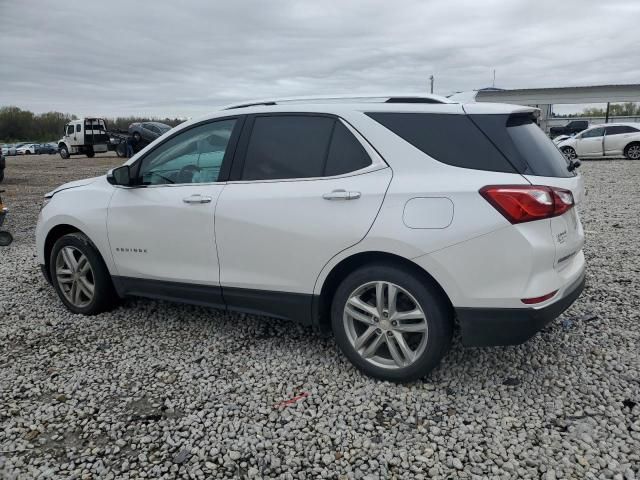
(553, 102, 640, 118)
(0, 106, 185, 143)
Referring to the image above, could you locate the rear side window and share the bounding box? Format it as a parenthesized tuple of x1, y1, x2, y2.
(366, 112, 517, 173)
(241, 116, 371, 180)
(325, 122, 371, 176)
(606, 125, 638, 135)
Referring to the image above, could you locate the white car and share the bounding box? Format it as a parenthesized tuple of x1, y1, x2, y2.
(36, 95, 586, 382)
(16, 143, 38, 155)
(556, 123, 640, 160)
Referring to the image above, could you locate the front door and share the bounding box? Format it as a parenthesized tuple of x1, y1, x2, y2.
(575, 127, 604, 157)
(215, 114, 392, 320)
(106, 117, 241, 303)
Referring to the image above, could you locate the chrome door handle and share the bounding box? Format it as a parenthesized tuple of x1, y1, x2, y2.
(183, 194, 213, 204)
(322, 189, 361, 200)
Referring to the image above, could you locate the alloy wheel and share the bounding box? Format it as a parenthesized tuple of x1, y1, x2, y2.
(343, 281, 428, 369)
(55, 246, 95, 308)
(562, 147, 577, 160)
(627, 145, 640, 160)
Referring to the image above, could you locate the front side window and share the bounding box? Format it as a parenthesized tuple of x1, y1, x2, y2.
(580, 127, 604, 138)
(241, 115, 372, 181)
(66, 125, 74, 135)
(76, 124, 82, 133)
(137, 119, 236, 185)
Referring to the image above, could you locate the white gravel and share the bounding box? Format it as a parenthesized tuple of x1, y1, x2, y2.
(0, 155, 639, 479)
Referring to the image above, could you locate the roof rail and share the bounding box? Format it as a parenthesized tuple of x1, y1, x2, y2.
(222, 94, 453, 110)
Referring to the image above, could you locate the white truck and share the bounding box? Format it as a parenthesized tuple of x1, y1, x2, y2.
(58, 118, 109, 159)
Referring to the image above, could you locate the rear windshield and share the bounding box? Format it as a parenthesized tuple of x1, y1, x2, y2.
(471, 114, 573, 178)
(366, 112, 573, 178)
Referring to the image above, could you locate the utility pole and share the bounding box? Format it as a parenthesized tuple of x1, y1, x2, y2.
(492, 69, 496, 88)
(429, 75, 434, 94)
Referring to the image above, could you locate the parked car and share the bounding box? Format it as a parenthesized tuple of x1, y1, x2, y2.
(16, 143, 39, 155)
(556, 123, 640, 160)
(128, 122, 172, 144)
(37, 143, 58, 154)
(36, 95, 585, 382)
(549, 119, 589, 138)
(2, 144, 17, 156)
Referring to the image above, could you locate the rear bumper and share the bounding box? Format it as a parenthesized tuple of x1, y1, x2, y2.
(456, 271, 586, 347)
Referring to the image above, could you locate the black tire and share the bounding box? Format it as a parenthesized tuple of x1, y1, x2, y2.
(331, 263, 453, 382)
(0, 231, 12, 246)
(59, 145, 70, 159)
(624, 142, 640, 160)
(49, 232, 117, 315)
(561, 146, 577, 161)
(25, 150, 31, 155)
(0, 170, 4, 183)
(86, 147, 95, 158)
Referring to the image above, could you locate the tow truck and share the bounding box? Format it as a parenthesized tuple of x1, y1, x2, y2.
(58, 118, 109, 159)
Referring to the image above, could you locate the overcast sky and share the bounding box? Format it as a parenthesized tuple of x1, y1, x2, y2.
(0, 0, 638, 118)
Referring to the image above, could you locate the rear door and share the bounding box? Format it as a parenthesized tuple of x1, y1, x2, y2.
(604, 125, 637, 156)
(575, 127, 604, 157)
(215, 114, 391, 310)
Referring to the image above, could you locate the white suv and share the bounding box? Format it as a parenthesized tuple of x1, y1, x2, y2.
(36, 95, 586, 382)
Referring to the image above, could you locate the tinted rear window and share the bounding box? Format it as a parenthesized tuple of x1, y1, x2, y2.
(242, 115, 334, 180)
(366, 112, 517, 173)
(485, 114, 573, 178)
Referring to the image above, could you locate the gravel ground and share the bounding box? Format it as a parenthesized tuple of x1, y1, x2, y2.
(0, 154, 638, 479)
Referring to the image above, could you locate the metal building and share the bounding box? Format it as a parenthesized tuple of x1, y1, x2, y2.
(449, 84, 640, 131)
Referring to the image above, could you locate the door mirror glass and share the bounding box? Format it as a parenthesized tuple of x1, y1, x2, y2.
(107, 165, 132, 186)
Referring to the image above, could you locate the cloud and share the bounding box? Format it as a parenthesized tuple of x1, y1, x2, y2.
(0, 0, 638, 117)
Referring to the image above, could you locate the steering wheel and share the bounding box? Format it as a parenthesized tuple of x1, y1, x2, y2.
(176, 164, 201, 184)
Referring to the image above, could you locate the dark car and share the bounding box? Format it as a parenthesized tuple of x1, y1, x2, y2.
(37, 143, 58, 154)
(128, 122, 172, 144)
(549, 120, 589, 138)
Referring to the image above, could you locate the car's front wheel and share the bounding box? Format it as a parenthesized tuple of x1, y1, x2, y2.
(59, 145, 70, 159)
(50, 232, 117, 315)
(561, 146, 577, 161)
(331, 263, 452, 382)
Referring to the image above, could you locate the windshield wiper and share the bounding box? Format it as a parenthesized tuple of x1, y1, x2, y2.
(567, 159, 581, 172)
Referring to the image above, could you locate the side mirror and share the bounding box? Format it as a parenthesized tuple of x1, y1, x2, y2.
(107, 165, 133, 186)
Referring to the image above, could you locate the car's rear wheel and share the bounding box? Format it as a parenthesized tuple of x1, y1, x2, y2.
(561, 146, 577, 161)
(624, 143, 640, 160)
(50, 232, 117, 315)
(86, 147, 95, 158)
(59, 145, 70, 159)
(331, 263, 452, 382)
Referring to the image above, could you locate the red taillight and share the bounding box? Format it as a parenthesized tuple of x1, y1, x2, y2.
(521, 290, 558, 304)
(480, 185, 574, 224)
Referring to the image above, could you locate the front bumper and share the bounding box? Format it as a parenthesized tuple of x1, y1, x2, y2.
(456, 272, 586, 347)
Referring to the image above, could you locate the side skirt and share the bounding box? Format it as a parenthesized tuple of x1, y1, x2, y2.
(111, 276, 319, 325)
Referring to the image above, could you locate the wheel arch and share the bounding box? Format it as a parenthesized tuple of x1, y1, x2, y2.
(315, 251, 454, 330)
